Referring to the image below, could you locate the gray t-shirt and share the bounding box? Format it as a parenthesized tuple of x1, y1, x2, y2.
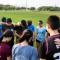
(12, 44, 37, 60)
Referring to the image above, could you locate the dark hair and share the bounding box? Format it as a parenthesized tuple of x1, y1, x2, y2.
(2, 17, 6, 22)
(3, 30, 13, 37)
(47, 15, 60, 30)
(19, 29, 33, 43)
(0, 30, 14, 43)
(0, 30, 14, 49)
(0, 36, 3, 43)
(7, 18, 12, 23)
(4, 30, 14, 49)
(28, 20, 32, 26)
(14, 25, 23, 34)
(39, 20, 43, 24)
(21, 20, 27, 30)
(21, 20, 27, 26)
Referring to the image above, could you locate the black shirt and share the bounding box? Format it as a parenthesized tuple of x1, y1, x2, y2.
(40, 34, 60, 60)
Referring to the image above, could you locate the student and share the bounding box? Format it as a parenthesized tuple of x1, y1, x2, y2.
(3, 30, 14, 49)
(14, 25, 24, 43)
(36, 20, 46, 58)
(12, 29, 37, 60)
(27, 20, 35, 32)
(40, 15, 60, 60)
(0, 31, 11, 60)
(27, 20, 35, 46)
(21, 20, 27, 30)
(1, 17, 7, 32)
(6, 18, 14, 31)
(0, 21, 2, 37)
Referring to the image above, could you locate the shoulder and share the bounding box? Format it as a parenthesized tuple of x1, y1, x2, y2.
(43, 27, 46, 30)
(31, 24, 34, 27)
(13, 44, 19, 48)
(36, 26, 40, 29)
(12, 44, 19, 51)
(28, 46, 37, 52)
(2, 43, 10, 49)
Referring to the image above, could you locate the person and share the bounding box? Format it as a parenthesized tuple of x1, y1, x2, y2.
(1, 17, 7, 32)
(0, 31, 11, 60)
(0, 20, 2, 37)
(27, 20, 35, 32)
(21, 20, 27, 30)
(40, 15, 60, 60)
(36, 20, 46, 58)
(3, 30, 14, 49)
(27, 20, 35, 46)
(12, 29, 38, 60)
(6, 18, 14, 31)
(14, 25, 24, 43)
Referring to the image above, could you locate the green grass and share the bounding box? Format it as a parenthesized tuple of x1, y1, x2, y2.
(0, 10, 60, 27)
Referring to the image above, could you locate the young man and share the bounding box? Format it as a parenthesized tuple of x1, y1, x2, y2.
(21, 20, 27, 30)
(6, 18, 14, 31)
(1, 17, 7, 32)
(36, 20, 46, 58)
(14, 25, 24, 43)
(27, 20, 35, 46)
(40, 15, 60, 60)
(12, 29, 37, 60)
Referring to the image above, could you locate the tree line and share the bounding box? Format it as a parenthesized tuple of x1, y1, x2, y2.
(0, 4, 60, 11)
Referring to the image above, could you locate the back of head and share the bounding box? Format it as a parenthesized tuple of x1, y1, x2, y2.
(21, 20, 27, 26)
(7, 18, 12, 23)
(2, 17, 6, 22)
(47, 15, 60, 30)
(3, 30, 13, 37)
(15, 25, 23, 34)
(19, 29, 33, 43)
(28, 20, 32, 26)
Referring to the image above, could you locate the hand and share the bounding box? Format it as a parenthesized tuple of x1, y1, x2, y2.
(54, 38, 60, 45)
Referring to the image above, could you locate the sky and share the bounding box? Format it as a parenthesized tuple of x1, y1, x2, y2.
(0, 0, 60, 8)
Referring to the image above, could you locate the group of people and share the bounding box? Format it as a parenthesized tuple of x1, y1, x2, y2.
(0, 15, 60, 60)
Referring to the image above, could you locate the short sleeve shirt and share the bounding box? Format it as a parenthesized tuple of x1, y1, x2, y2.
(12, 44, 38, 60)
(40, 34, 60, 60)
(36, 26, 46, 42)
(28, 24, 35, 32)
(0, 43, 11, 60)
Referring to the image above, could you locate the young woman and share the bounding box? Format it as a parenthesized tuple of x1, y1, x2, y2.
(40, 15, 60, 60)
(12, 29, 38, 60)
(3, 30, 14, 49)
(0, 31, 12, 60)
(36, 20, 46, 58)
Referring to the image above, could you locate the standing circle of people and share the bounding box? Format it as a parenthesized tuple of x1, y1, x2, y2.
(0, 15, 60, 60)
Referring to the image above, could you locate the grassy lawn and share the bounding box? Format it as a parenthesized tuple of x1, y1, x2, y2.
(0, 10, 60, 27)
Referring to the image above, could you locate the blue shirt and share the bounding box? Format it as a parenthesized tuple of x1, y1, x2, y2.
(36, 26, 46, 42)
(12, 44, 37, 60)
(28, 24, 35, 32)
(0, 24, 2, 37)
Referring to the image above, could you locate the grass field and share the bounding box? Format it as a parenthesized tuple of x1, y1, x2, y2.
(0, 10, 60, 27)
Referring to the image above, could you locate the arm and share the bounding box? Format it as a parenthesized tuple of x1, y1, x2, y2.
(54, 38, 60, 45)
(40, 59, 46, 60)
(31, 48, 38, 60)
(7, 56, 11, 60)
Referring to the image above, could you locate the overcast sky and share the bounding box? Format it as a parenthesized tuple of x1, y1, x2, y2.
(0, 0, 60, 8)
